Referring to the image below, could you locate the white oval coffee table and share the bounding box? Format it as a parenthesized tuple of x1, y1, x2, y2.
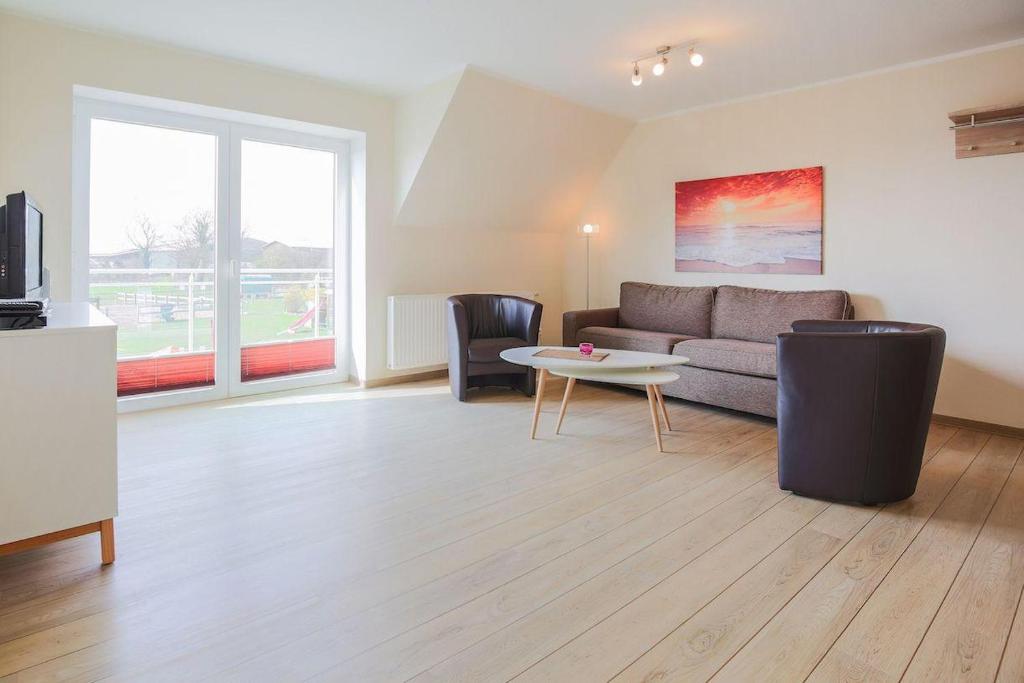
(499, 346, 689, 453)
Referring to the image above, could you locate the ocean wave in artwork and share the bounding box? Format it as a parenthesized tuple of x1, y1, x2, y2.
(675, 223, 821, 268)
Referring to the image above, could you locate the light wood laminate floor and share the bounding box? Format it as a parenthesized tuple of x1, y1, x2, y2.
(1, 379, 1022, 682)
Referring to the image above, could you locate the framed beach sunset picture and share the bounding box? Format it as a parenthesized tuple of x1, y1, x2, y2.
(675, 166, 823, 274)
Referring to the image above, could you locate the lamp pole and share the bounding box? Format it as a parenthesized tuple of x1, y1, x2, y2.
(578, 223, 599, 310)
(586, 235, 590, 310)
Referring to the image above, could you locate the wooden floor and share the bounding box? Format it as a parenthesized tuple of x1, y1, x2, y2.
(1, 379, 1022, 682)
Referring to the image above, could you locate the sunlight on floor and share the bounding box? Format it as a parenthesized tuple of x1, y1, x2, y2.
(213, 379, 452, 410)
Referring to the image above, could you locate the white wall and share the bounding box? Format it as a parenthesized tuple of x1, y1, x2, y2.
(0, 13, 632, 384)
(570, 44, 1024, 428)
(0, 12, 393, 381)
(385, 68, 633, 375)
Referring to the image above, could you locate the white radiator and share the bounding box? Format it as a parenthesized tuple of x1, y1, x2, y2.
(387, 292, 538, 370)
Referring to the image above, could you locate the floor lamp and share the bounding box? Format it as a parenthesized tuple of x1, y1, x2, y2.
(577, 223, 600, 309)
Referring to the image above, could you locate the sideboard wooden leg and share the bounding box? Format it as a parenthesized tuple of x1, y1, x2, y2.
(100, 518, 116, 565)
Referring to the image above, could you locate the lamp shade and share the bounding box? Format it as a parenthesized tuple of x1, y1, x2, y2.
(577, 223, 600, 236)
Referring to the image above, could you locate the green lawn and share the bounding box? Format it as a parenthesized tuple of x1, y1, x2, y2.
(93, 293, 334, 357)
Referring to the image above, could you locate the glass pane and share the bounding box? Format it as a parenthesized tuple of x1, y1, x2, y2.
(239, 139, 335, 382)
(88, 119, 217, 396)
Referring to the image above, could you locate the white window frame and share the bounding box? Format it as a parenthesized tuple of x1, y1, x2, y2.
(72, 88, 360, 412)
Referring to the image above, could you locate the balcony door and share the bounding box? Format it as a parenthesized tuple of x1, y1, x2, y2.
(74, 98, 349, 410)
(229, 126, 346, 396)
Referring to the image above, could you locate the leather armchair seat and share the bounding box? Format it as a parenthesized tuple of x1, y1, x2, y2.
(446, 294, 542, 401)
(776, 320, 946, 504)
(468, 337, 527, 363)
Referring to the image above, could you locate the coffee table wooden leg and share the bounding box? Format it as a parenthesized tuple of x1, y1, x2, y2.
(531, 368, 548, 439)
(555, 377, 576, 435)
(645, 384, 664, 453)
(654, 385, 671, 431)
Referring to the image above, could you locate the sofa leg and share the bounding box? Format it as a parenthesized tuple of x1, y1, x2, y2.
(521, 369, 536, 397)
(451, 380, 467, 401)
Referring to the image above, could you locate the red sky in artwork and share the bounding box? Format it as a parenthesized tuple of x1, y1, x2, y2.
(675, 166, 822, 228)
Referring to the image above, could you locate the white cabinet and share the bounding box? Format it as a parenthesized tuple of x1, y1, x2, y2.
(0, 303, 118, 563)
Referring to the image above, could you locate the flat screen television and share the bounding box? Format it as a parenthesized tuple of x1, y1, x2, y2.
(0, 192, 44, 299)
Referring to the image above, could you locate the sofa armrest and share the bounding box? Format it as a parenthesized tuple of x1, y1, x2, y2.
(562, 307, 619, 346)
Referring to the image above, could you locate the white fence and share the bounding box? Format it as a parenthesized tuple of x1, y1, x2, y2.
(89, 267, 333, 353)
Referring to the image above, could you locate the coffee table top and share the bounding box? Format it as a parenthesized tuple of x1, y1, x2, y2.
(500, 345, 689, 370)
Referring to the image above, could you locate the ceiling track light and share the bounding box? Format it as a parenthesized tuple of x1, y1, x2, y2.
(630, 41, 703, 86)
(652, 46, 670, 76)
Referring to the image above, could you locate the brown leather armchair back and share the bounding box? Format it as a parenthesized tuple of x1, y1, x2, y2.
(776, 320, 945, 503)
(446, 294, 542, 401)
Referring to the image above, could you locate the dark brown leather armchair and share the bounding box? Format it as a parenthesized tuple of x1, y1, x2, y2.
(446, 294, 542, 401)
(776, 320, 946, 504)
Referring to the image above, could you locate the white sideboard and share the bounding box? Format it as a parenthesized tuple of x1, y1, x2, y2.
(0, 303, 118, 563)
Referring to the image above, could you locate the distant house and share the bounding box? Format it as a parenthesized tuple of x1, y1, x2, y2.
(89, 238, 329, 271)
(254, 241, 331, 269)
(89, 248, 179, 270)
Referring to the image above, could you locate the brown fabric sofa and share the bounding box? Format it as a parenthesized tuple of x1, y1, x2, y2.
(563, 282, 853, 417)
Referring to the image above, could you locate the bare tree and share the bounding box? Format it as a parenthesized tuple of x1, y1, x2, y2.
(175, 209, 215, 268)
(127, 214, 161, 269)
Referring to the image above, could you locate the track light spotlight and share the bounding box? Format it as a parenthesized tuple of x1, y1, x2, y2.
(630, 41, 702, 86)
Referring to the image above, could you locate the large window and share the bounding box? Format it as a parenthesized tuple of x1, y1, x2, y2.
(239, 138, 336, 382)
(88, 119, 219, 395)
(75, 96, 351, 408)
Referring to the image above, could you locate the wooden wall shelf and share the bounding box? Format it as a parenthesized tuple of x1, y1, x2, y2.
(948, 102, 1024, 159)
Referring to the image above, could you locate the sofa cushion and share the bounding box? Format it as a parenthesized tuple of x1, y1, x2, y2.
(712, 285, 850, 343)
(619, 282, 715, 338)
(674, 338, 777, 378)
(579, 326, 696, 355)
(468, 337, 527, 363)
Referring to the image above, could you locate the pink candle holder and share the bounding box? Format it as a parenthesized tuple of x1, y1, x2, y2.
(579, 342, 594, 356)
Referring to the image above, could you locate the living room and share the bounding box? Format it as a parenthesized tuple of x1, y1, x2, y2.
(0, 1, 1022, 681)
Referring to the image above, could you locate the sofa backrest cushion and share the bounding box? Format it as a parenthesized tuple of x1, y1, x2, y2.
(619, 282, 715, 338)
(712, 285, 850, 343)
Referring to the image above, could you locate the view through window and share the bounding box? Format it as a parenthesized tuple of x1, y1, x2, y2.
(89, 119, 218, 395)
(87, 114, 342, 398)
(239, 139, 336, 382)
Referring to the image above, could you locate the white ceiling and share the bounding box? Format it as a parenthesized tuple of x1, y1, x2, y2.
(3, 0, 1023, 120)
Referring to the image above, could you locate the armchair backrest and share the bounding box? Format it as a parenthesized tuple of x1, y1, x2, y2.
(777, 320, 946, 501)
(447, 294, 542, 342)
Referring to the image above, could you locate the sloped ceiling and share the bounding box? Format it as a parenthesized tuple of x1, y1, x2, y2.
(395, 68, 634, 233)
(394, 70, 463, 212)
